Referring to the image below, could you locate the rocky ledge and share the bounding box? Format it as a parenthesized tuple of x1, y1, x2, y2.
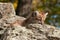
(0, 3, 60, 40)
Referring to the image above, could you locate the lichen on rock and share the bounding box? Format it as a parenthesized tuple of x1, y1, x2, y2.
(0, 3, 60, 40)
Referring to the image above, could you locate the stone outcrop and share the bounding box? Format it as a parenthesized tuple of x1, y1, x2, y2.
(0, 3, 60, 40)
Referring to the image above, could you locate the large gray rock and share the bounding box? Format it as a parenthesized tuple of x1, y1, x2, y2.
(0, 3, 60, 40)
(1, 23, 60, 40)
(0, 3, 15, 19)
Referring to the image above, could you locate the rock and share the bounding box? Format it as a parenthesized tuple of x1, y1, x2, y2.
(0, 3, 15, 19)
(1, 23, 60, 40)
(6, 26, 33, 40)
(27, 24, 60, 40)
(0, 3, 60, 40)
(0, 2, 16, 36)
(2, 23, 60, 40)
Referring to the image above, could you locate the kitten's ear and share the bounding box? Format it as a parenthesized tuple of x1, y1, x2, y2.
(45, 12, 48, 16)
(32, 12, 37, 17)
(35, 11, 40, 15)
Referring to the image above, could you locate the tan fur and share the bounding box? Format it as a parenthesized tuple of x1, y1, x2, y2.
(35, 11, 48, 24)
(10, 20, 24, 26)
(9, 11, 48, 26)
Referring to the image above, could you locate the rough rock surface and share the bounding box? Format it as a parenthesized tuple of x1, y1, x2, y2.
(0, 3, 60, 40)
(0, 3, 15, 19)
